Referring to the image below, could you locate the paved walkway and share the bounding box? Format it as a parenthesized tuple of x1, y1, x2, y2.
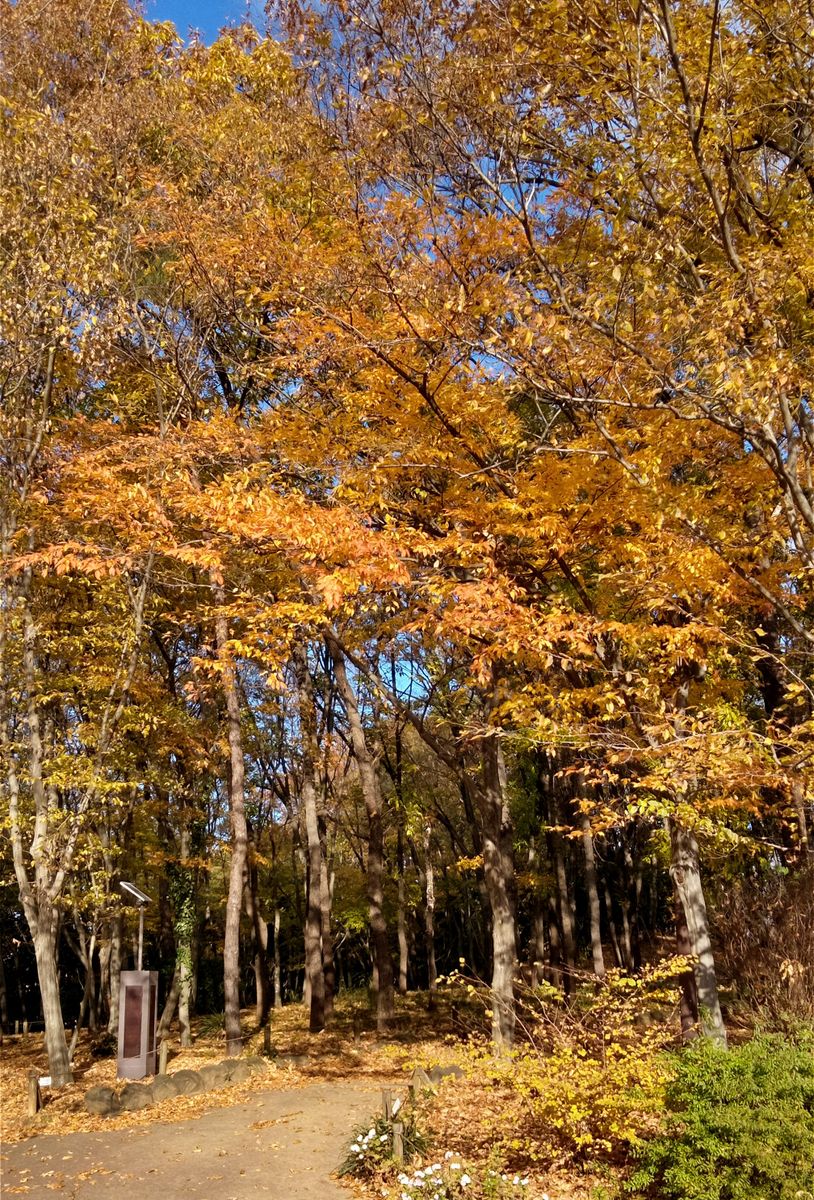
(2, 1080, 380, 1198)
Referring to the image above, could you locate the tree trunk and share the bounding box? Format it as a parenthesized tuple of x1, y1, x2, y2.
(546, 892, 562, 990)
(34, 920, 72, 1086)
(553, 828, 576, 993)
(674, 887, 699, 1041)
(326, 635, 394, 1029)
(213, 579, 248, 1057)
(480, 734, 517, 1050)
(107, 912, 123, 1035)
(293, 642, 326, 1033)
(320, 853, 335, 1017)
(273, 906, 283, 1009)
(397, 824, 409, 993)
(579, 812, 606, 979)
(0, 951, 8, 1033)
(669, 820, 726, 1046)
(530, 908, 547, 986)
(423, 824, 437, 1005)
(603, 882, 624, 969)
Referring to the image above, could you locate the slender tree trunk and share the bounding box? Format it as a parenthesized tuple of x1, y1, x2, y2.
(273, 906, 283, 1009)
(320, 853, 335, 1017)
(293, 643, 326, 1033)
(397, 824, 409, 993)
(326, 636, 394, 1029)
(423, 824, 437, 1006)
(546, 893, 562, 990)
(553, 829, 576, 993)
(669, 820, 726, 1046)
(579, 811, 606, 979)
(603, 882, 624, 969)
(0, 951, 8, 1033)
(243, 853, 270, 1027)
(213, 579, 248, 1057)
(530, 908, 547, 986)
(480, 734, 517, 1050)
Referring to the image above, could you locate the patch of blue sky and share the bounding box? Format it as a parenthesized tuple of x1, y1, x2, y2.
(145, 0, 265, 43)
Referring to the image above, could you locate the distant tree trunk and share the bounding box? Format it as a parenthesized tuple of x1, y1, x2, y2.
(480, 733, 517, 1050)
(0, 952, 7, 1033)
(213, 579, 248, 1057)
(552, 827, 576, 993)
(423, 824, 437, 1005)
(545, 892, 562, 990)
(273, 905, 283, 1009)
(579, 810, 606, 979)
(397, 824, 409, 993)
(530, 908, 547, 986)
(244, 844, 270, 1027)
(669, 820, 726, 1046)
(293, 642, 326, 1034)
(603, 882, 624, 969)
(320, 853, 335, 1017)
(326, 635, 394, 1029)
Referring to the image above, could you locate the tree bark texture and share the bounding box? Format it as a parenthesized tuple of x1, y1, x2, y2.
(326, 635, 394, 1028)
(669, 820, 726, 1046)
(480, 734, 517, 1049)
(213, 581, 248, 1056)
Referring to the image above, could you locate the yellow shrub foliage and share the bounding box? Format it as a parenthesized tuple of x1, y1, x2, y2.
(452, 962, 686, 1162)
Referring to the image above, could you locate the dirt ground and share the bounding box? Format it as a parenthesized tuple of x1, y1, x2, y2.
(0, 994, 598, 1200)
(2, 1079, 383, 1199)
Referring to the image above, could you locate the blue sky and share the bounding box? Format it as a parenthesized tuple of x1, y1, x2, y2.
(146, 0, 265, 42)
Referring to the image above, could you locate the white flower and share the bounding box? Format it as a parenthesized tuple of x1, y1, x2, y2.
(450, 1163, 461, 1171)
(460, 1175, 471, 1188)
(398, 1175, 409, 1185)
(444, 1151, 453, 1160)
(380, 1135, 388, 1143)
(521, 1180, 529, 1188)
(431, 1164, 441, 1172)
(401, 1194, 411, 1200)
(513, 1176, 520, 1185)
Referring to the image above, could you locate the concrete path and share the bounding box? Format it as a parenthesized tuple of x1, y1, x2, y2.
(2, 1080, 380, 1199)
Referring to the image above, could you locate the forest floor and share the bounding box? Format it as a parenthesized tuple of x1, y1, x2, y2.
(0, 993, 603, 1200)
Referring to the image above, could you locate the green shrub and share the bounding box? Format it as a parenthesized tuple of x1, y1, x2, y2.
(628, 1033, 814, 1200)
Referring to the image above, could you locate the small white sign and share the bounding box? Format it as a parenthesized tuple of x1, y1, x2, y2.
(38, 1076, 51, 1087)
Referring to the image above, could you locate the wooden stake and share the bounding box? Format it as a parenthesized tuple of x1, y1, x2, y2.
(381, 1088, 392, 1121)
(392, 1122, 404, 1163)
(263, 1024, 271, 1056)
(27, 1070, 41, 1117)
(158, 1038, 169, 1075)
